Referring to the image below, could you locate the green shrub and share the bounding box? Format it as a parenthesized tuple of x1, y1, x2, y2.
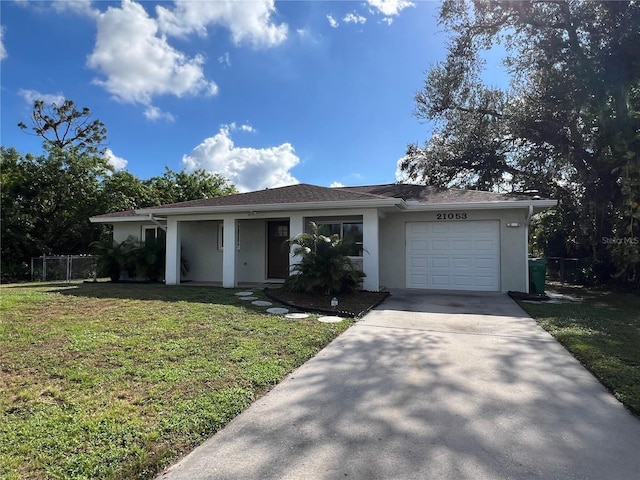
(90, 236, 139, 282)
(284, 222, 365, 295)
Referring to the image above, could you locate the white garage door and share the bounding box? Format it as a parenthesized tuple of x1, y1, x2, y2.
(406, 220, 500, 291)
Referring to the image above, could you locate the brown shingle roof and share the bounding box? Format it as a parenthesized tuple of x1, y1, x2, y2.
(91, 210, 140, 219)
(143, 183, 391, 210)
(92, 183, 550, 220)
(341, 184, 537, 203)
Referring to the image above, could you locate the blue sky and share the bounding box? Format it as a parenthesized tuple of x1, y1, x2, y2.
(2, 0, 473, 192)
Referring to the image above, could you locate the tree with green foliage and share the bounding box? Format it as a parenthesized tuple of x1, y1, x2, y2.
(2, 99, 112, 280)
(400, 0, 640, 287)
(145, 167, 237, 205)
(98, 170, 156, 213)
(2, 99, 237, 282)
(284, 222, 365, 295)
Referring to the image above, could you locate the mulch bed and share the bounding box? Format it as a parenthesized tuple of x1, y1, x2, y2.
(508, 291, 550, 301)
(264, 288, 390, 318)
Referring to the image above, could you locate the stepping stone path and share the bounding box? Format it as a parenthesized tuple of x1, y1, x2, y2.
(235, 290, 341, 321)
(251, 300, 273, 307)
(318, 316, 344, 323)
(285, 313, 309, 319)
(266, 307, 290, 315)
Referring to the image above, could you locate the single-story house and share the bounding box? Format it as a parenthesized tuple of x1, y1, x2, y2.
(90, 183, 556, 293)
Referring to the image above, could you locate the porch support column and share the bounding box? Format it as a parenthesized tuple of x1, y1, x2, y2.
(165, 218, 181, 285)
(362, 209, 380, 291)
(222, 216, 237, 288)
(288, 213, 305, 273)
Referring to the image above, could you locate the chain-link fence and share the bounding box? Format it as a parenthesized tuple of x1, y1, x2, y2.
(546, 257, 587, 285)
(31, 255, 97, 282)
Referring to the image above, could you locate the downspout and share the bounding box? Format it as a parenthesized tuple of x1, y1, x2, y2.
(526, 205, 534, 224)
(148, 214, 167, 232)
(524, 205, 534, 293)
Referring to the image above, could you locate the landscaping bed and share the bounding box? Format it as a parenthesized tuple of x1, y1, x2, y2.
(264, 288, 389, 318)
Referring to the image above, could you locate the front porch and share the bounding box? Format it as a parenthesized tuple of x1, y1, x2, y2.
(163, 209, 381, 291)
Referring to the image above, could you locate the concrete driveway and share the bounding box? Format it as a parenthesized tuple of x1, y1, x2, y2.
(158, 290, 640, 480)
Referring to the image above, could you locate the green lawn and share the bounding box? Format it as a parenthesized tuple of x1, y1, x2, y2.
(0, 282, 352, 479)
(519, 285, 640, 418)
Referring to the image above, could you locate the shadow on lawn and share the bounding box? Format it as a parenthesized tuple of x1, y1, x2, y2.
(45, 281, 247, 305)
(39, 282, 391, 316)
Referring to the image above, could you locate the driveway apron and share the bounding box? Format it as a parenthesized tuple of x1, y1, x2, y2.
(158, 290, 640, 480)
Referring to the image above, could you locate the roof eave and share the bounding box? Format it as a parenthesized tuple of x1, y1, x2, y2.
(136, 198, 403, 216)
(403, 200, 558, 211)
(89, 215, 150, 223)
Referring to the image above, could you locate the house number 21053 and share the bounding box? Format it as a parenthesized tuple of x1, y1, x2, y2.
(436, 212, 468, 220)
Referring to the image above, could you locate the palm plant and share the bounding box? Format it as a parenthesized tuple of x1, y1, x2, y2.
(89, 236, 139, 282)
(284, 222, 365, 294)
(135, 238, 165, 282)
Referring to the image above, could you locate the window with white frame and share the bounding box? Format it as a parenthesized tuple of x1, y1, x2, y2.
(217, 223, 240, 250)
(143, 226, 166, 244)
(316, 221, 363, 256)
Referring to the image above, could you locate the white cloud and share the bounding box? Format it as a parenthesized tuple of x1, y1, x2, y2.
(326, 14, 339, 28)
(367, 0, 414, 17)
(182, 125, 300, 192)
(329, 181, 345, 188)
(343, 12, 367, 25)
(51, 0, 98, 17)
(0, 27, 6, 61)
(156, 0, 287, 48)
(87, 0, 218, 107)
(144, 106, 175, 122)
(18, 89, 65, 106)
(104, 148, 128, 171)
(218, 52, 231, 67)
(395, 156, 421, 184)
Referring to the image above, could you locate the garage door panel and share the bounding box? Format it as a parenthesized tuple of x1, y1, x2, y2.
(406, 220, 500, 291)
(475, 239, 496, 251)
(431, 257, 450, 268)
(408, 223, 429, 235)
(431, 275, 451, 287)
(453, 275, 473, 287)
(431, 239, 450, 251)
(430, 223, 449, 234)
(410, 274, 428, 287)
(410, 257, 428, 268)
(475, 257, 495, 268)
(409, 240, 428, 252)
(452, 239, 472, 251)
(475, 276, 496, 287)
(453, 257, 472, 268)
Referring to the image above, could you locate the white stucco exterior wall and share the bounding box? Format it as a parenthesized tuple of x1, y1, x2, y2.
(112, 223, 145, 243)
(362, 209, 380, 291)
(180, 221, 221, 282)
(378, 208, 530, 293)
(165, 218, 181, 285)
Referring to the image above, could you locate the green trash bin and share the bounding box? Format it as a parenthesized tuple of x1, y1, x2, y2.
(528, 258, 548, 294)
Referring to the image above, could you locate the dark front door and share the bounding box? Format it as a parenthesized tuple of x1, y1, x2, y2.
(267, 221, 290, 279)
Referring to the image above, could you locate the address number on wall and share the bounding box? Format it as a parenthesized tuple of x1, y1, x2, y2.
(436, 212, 468, 220)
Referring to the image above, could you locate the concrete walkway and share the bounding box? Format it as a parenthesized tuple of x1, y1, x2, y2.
(157, 290, 640, 480)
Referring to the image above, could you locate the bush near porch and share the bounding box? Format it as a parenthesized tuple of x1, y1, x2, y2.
(0, 282, 352, 480)
(284, 222, 365, 295)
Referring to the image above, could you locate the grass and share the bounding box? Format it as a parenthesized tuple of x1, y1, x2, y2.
(0, 282, 353, 480)
(518, 284, 640, 418)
